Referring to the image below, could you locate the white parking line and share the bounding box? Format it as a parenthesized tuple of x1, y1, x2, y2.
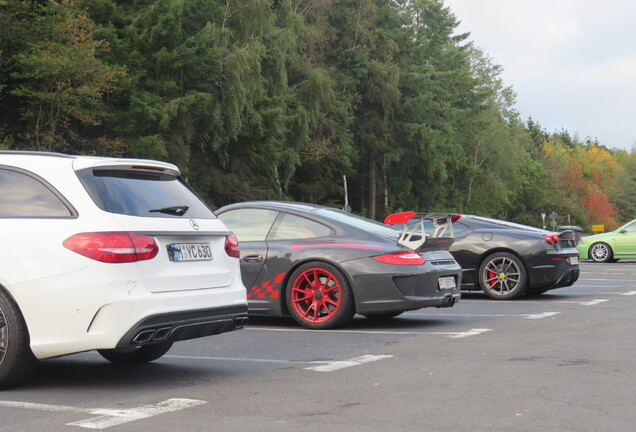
(410, 312, 511, 317)
(577, 278, 629, 281)
(420, 312, 560, 320)
(305, 354, 394, 372)
(0, 398, 206, 430)
(523, 312, 560, 319)
(548, 299, 612, 306)
(579, 299, 610, 306)
(587, 292, 636, 295)
(247, 327, 487, 337)
(169, 353, 396, 373)
(459, 300, 528, 304)
(166, 354, 295, 364)
(446, 328, 492, 338)
(622, 291, 636, 296)
(0, 400, 81, 413)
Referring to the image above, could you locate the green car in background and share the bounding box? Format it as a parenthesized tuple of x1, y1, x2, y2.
(577, 219, 636, 262)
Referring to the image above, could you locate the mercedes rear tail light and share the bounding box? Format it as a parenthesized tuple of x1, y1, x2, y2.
(372, 251, 425, 265)
(63, 232, 159, 263)
(225, 233, 240, 258)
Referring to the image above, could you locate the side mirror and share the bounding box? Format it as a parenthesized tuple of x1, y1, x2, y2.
(619, 229, 627, 234)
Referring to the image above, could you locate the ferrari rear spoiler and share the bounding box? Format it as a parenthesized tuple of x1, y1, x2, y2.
(384, 211, 460, 252)
(557, 230, 578, 247)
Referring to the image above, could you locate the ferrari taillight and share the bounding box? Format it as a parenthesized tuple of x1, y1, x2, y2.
(372, 251, 425, 265)
(543, 234, 560, 245)
(63, 232, 159, 263)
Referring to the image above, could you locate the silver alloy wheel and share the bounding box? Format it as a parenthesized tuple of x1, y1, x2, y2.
(482, 256, 521, 296)
(0, 305, 7, 367)
(590, 243, 611, 262)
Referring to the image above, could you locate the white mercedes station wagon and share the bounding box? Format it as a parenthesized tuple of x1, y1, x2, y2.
(0, 151, 248, 388)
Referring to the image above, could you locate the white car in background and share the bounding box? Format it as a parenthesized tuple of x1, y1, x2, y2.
(0, 151, 248, 388)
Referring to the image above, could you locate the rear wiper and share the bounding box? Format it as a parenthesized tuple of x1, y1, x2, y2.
(149, 205, 189, 216)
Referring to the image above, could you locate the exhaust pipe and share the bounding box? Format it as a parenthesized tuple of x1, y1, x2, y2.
(132, 329, 156, 344)
(153, 327, 172, 341)
(234, 316, 249, 329)
(436, 295, 456, 308)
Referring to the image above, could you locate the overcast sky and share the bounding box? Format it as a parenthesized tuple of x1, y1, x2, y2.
(444, 0, 636, 151)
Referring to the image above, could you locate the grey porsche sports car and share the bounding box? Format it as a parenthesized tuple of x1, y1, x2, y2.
(216, 202, 462, 329)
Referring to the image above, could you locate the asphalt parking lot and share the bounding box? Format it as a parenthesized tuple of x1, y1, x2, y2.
(1, 260, 635, 431)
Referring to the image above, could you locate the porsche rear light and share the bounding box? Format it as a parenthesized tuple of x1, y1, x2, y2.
(63, 232, 159, 263)
(543, 234, 559, 245)
(225, 233, 240, 258)
(372, 251, 425, 265)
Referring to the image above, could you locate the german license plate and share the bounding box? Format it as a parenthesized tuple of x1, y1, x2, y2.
(438, 276, 456, 290)
(167, 243, 213, 262)
(569, 256, 579, 265)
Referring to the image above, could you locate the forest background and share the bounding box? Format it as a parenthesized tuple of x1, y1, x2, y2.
(1, 0, 634, 230)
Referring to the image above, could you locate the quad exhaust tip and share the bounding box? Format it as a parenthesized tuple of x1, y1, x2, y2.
(131, 317, 248, 345)
(131, 326, 173, 344)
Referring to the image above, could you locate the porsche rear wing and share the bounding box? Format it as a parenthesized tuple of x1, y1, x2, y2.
(384, 211, 460, 252)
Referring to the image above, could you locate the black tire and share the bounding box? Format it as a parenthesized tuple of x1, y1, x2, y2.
(478, 252, 528, 300)
(589, 242, 613, 263)
(286, 262, 355, 329)
(98, 341, 173, 365)
(0, 289, 38, 389)
(363, 312, 404, 320)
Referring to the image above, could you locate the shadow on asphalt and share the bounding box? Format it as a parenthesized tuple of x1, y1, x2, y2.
(248, 314, 454, 331)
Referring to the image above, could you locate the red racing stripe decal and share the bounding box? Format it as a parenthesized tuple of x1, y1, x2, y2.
(290, 240, 383, 251)
(248, 272, 286, 299)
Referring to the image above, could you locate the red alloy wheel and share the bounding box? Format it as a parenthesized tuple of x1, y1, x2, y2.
(290, 268, 342, 324)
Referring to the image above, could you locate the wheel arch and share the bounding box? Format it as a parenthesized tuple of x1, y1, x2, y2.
(277, 258, 357, 316)
(0, 282, 19, 306)
(0, 282, 32, 341)
(478, 247, 528, 272)
(588, 241, 613, 260)
(476, 248, 530, 300)
(0, 281, 38, 388)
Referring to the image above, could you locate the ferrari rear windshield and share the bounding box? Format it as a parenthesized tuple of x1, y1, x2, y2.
(467, 216, 544, 232)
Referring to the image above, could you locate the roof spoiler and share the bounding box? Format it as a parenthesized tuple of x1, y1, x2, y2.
(384, 211, 460, 251)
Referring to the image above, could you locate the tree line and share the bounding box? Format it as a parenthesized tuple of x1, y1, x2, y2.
(1, 0, 633, 230)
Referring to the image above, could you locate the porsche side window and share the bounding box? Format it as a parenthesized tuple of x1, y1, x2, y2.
(0, 168, 72, 217)
(271, 213, 332, 240)
(218, 209, 278, 241)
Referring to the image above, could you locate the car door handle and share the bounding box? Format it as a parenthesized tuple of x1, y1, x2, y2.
(242, 254, 263, 263)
